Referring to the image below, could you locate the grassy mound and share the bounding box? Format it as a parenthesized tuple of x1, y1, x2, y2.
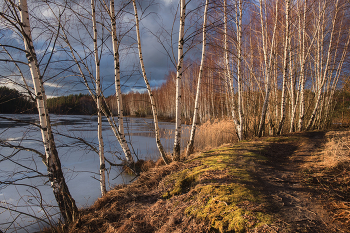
(161, 146, 272, 232)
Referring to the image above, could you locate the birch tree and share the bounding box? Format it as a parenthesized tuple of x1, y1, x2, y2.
(276, 0, 291, 135)
(55, 1, 135, 167)
(173, 0, 186, 161)
(224, 0, 238, 136)
(0, 0, 78, 222)
(235, 0, 244, 140)
(257, 0, 279, 137)
(223, 0, 245, 140)
(186, 0, 209, 156)
(306, 0, 339, 130)
(91, 0, 106, 196)
(132, 0, 170, 164)
(297, 0, 307, 131)
(109, 0, 125, 136)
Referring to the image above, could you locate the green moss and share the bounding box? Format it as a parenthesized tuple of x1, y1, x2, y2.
(162, 145, 273, 232)
(243, 151, 268, 162)
(265, 136, 300, 142)
(184, 183, 271, 233)
(163, 169, 198, 198)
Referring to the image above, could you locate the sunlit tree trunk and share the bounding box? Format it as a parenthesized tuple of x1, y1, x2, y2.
(173, 0, 186, 161)
(306, 0, 338, 130)
(297, 0, 313, 131)
(19, 0, 78, 222)
(224, 0, 239, 139)
(132, 0, 170, 164)
(236, 0, 244, 140)
(277, 0, 290, 135)
(91, 0, 106, 196)
(257, 0, 279, 137)
(323, 25, 350, 126)
(186, 0, 208, 156)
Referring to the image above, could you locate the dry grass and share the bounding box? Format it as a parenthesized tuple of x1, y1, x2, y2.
(319, 131, 350, 168)
(194, 119, 238, 151)
(304, 130, 350, 228)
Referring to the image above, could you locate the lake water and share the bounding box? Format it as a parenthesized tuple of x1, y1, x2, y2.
(0, 114, 189, 232)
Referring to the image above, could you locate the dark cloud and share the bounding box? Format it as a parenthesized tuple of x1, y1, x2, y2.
(2, 0, 205, 97)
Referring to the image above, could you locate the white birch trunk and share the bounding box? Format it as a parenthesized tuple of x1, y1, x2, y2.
(257, 0, 279, 137)
(297, 0, 307, 131)
(224, 0, 239, 139)
(19, 0, 78, 222)
(236, 0, 244, 140)
(132, 0, 170, 164)
(277, 0, 290, 135)
(91, 0, 106, 196)
(186, 0, 208, 156)
(173, 0, 186, 161)
(110, 0, 124, 136)
(60, 26, 134, 166)
(306, 0, 338, 130)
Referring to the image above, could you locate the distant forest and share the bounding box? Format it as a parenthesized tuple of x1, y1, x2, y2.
(47, 94, 97, 115)
(0, 86, 36, 114)
(0, 88, 96, 115)
(2, 85, 349, 126)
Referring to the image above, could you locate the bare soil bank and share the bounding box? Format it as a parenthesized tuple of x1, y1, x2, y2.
(48, 130, 349, 232)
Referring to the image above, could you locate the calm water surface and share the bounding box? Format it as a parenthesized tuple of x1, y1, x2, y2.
(0, 114, 189, 232)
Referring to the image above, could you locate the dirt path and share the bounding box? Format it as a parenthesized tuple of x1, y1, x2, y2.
(253, 131, 347, 232)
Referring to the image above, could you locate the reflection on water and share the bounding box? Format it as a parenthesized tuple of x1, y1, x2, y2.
(0, 114, 189, 232)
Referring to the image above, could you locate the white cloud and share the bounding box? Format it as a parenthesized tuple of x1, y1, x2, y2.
(44, 82, 63, 89)
(0, 73, 33, 94)
(162, 0, 176, 6)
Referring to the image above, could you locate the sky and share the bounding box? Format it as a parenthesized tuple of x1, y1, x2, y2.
(0, 0, 205, 98)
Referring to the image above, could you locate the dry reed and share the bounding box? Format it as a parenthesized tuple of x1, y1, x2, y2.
(193, 118, 238, 151)
(319, 131, 350, 168)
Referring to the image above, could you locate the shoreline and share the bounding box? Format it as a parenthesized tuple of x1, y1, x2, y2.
(45, 130, 350, 233)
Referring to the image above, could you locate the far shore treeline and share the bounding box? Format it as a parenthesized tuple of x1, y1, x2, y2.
(0, 86, 36, 114)
(1, 84, 350, 126)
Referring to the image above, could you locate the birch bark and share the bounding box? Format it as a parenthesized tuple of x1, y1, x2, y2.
(297, 0, 307, 131)
(224, 0, 239, 139)
(277, 0, 290, 135)
(306, 0, 338, 130)
(186, 0, 208, 156)
(19, 0, 78, 222)
(173, 0, 186, 161)
(257, 0, 279, 137)
(110, 0, 124, 136)
(132, 0, 170, 164)
(236, 0, 244, 140)
(58, 6, 134, 167)
(91, 0, 106, 196)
